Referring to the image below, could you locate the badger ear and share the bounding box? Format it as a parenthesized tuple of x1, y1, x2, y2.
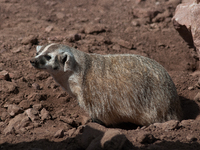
(36, 46, 42, 52)
(61, 52, 75, 72)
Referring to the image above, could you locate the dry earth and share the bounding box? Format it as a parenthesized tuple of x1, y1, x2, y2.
(0, 0, 200, 150)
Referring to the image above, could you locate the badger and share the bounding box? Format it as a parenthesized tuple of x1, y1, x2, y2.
(30, 43, 182, 126)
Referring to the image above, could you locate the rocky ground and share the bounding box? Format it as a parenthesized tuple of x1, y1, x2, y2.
(0, 0, 200, 150)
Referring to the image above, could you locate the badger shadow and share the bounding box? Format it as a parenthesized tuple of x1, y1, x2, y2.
(179, 96, 200, 120)
(1, 125, 200, 150)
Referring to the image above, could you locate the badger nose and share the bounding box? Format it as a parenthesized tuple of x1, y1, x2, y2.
(30, 58, 38, 67)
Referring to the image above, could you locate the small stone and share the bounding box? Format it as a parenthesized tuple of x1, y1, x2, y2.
(112, 44, 121, 51)
(186, 134, 197, 142)
(27, 93, 48, 102)
(36, 72, 50, 80)
(157, 120, 179, 130)
(0, 70, 10, 81)
(0, 111, 10, 121)
(65, 128, 76, 137)
(11, 47, 22, 53)
(33, 104, 43, 111)
(54, 129, 65, 138)
(137, 132, 156, 144)
(0, 80, 18, 94)
(19, 100, 31, 110)
(112, 38, 133, 49)
(7, 104, 23, 117)
(40, 108, 51, 121)
(194, 92, 200, 102)
(25, 108, 40, 122)
(84, 24, 107, 34)
(101, 129, 127, 150)
(56, 12, 65, 19)
(3, 113, 30, 135)
(32, 83, 40, 90)
(188, 86, 194, 90)
(60, 116, 77, 127)
(45, 25, 54, 33)
(21, 35, 38, 45)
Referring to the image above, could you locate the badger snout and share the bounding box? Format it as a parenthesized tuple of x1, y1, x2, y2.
(30, 57, 46, 69)
(30, 58, 38, 67)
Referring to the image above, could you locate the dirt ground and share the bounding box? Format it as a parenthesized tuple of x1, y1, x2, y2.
(0, 0, 200, 150)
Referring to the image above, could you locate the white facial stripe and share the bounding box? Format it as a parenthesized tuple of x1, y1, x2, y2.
(36, 43, 57, 58)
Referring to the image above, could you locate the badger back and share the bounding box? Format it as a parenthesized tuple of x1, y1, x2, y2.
(82, 54, 181, 126)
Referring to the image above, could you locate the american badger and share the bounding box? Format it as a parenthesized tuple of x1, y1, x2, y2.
(30, 43, 182, 126)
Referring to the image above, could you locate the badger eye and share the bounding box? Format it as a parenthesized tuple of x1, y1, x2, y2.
(44, 55, 51, 60)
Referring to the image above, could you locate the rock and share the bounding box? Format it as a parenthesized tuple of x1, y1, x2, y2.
(40, 108, 51, 121)
(3, 113, 31, 135)
(33, 104, 43, 111)
(45, 25, 54, 33)
(19, 100, 31, 110)
(80, 123, 106, 149)
(179, 119, 194, 128)
(65, 128, 76, 137)
(65, 30, 81, 42)
(25, 108, 40, 122)
(54, 129, 65, 138)
(11, 47, 22, 53)
(84, 24, 107, 34)
(80, 116, 91, 125)
(7, 104, 23, 117)
(36, 72, 50, 80)
(21, 35, 38, 45)
(112, 44, 121, 51)
(194, 92, 200, 102)
(154, 120, 179, 130)
(56, 12, 65, 19)
(112, 38, 133, 49)
(32, 83, 40, 90)
(137, 132, 156, 144)
(60, 116, 78, 127)
(0, 111, 10, 121)
(101, 129, 127, 150)
(27, 93, 48, 102)
(0, 80, 18, 94)
(186, 134, 197, 142)
(0, 70, 10, 81)
(172, 1, 200, 57)
(188, 86, 194, 90)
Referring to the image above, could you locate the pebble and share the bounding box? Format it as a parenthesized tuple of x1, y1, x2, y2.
(56, 12, 65, 19)
(19, 100, 31, 110)
(137, 132, 156, 144)
(40, 108, 51, 121)
(112, 38, 133, 49)
(45, 25, 54, 33)
(0, 80, 18, 94)
(33, 104, 43, 111)
(186, 134, 197, 142)
(32, 83, 41, 90)
(153, 120, 179, 131)
(101, 129, 127, 150)
(7, 104, 23, 117)
(21, 35, 38, 45)
(194, 92, 200, 102)
(25, 108, 40, 122)
(54, 129, 65, 138)
(65, 128, 76, 137)
(0, 70, 10, 81)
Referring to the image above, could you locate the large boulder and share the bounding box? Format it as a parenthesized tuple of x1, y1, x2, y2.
(172, 0, 200, 57)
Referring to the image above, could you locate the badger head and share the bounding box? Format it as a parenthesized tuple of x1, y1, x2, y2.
(30, 43, 76, 75)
